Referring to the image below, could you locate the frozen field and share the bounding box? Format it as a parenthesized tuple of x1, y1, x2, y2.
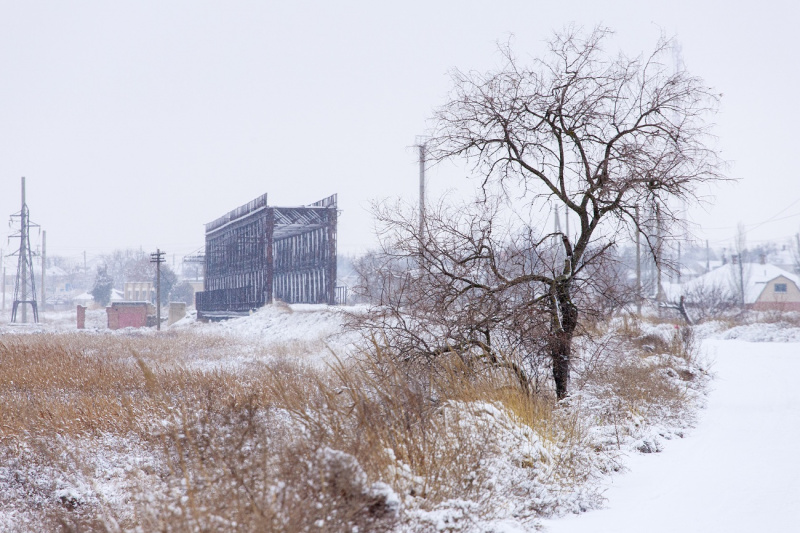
(544, 338, 800, 533)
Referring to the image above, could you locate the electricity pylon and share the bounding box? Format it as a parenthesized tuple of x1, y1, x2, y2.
(9, 177, 40, 323)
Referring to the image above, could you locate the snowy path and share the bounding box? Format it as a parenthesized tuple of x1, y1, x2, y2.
(543, 339, 800, 533)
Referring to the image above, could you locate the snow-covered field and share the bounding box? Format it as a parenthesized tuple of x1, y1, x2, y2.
(0, 307, 797, 531)
(543, 337, 800, 533)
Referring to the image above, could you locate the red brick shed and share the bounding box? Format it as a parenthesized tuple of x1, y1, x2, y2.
(106, 302, 149, 330)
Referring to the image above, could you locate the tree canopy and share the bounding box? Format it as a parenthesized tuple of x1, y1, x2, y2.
(356, 27, 726, 399)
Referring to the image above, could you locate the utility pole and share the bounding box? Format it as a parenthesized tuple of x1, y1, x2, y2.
(655, 203, 665, 306)
(635, 206, 642, 314)
(414, 137, 429, 260)
(10, 177, 39, 323)
(553, 205, 562, 234)
(418, 141, 426, 244)
(706, 240, 710, 272)
(1, 247, 5, 314)
(737, 253, 745, 307)
(41, 230, 46, 316)
(795, 233, 800, 274)
(150, 249, 165, 330)
(677, 241, 681, 285)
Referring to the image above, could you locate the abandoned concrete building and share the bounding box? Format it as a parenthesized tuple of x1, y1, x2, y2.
(195, 193, 338, 319)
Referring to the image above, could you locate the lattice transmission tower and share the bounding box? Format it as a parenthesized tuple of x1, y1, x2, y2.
(9, 177, 40, 323)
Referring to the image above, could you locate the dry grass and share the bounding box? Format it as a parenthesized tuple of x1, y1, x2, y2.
(572, 315, 704, 453)
(0, 316, 704, 532)
(2, 333, 545, 530)
(0, 332, 246, 437)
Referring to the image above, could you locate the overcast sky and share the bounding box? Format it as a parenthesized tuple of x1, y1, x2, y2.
(1, 0, 798, 267)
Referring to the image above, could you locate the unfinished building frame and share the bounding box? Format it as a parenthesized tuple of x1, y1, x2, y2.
(196, 193, 337, 318)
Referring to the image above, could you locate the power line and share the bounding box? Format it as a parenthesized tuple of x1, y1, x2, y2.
(696, 197, 800, 232)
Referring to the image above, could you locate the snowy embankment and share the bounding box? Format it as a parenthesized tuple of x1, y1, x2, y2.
(543, 335, 800, 533)
(171, 303, 362, 368)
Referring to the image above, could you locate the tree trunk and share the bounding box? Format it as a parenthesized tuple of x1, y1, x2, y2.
(551, 279, 578, 400)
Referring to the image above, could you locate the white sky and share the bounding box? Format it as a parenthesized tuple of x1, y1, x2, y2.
(1, 0, 798, 266)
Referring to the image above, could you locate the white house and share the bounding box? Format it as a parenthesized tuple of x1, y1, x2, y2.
(73, 292, 94, 307)
(110, 288, 125, 302)
(676, 263, 800, 311)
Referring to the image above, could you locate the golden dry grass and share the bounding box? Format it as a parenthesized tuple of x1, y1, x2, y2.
(0, 317, 701, 532)
(2, 333, 532, 530)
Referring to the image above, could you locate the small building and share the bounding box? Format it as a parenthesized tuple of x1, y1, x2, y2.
(106, 301, 152, 329)
(750, 272, 800, 311)
(73, 292, 94, 308)
(110, 288, 125, 302)
(679, 263, 800, 311)
(124, 281, 154, 302)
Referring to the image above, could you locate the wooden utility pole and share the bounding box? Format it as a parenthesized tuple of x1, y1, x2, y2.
(418, 142, 426, 244)
(795, 233, 800, 273)
(150, 249, 166, 330)
(635, 206, 641, 314)
(553, 205, 561, 234)
(737, 253, 745, 307)
(655, 202, 665, 310)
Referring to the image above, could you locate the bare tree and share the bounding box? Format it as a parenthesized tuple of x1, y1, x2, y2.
(411, 27, 724, 399)
(681, 283, 737, 322)
(419, 27, 725, 398)
(354, 199, 552, 394)
(101, 249, 152, 290)
(353, 194, 638, 397)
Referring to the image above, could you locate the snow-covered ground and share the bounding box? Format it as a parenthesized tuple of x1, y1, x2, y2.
(543, 338, 800, 533)
(2, 307, 798, 531)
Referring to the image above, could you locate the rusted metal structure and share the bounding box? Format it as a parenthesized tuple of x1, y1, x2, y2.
(196, 193, 337, 319)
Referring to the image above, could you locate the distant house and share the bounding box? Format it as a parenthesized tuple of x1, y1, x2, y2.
(124, 281, 154, 302)
(72, 289, 124, 308)
(46, 265, 74, 310)
(678, 263, 800, 311)
(73, 292, 94, 307)
(110, 288, 125, 302)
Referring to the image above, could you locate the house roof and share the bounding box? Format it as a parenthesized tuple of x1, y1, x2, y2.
(675, 263, 800, 304)
(110, 289, 125, 301)
(46, 265, 68, 277)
